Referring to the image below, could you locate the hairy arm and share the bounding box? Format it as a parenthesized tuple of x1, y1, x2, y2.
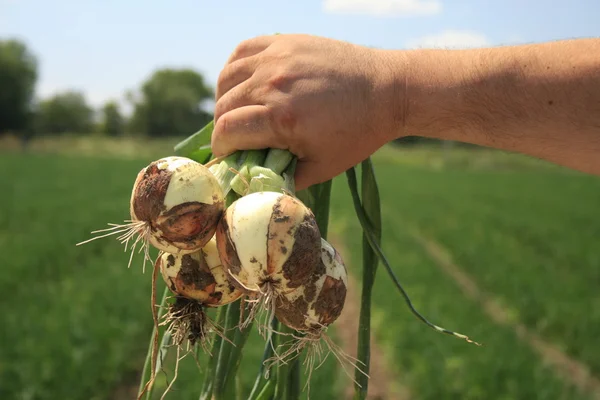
(388, 38, 600, 174)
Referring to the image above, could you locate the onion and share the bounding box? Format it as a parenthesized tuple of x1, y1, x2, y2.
(77, 156, 225, 270)
(265, 239, 359, 389)
(215, 191, 321, 327)
(275, 238, 348, 333)
(157, 237, 243, 307)
(157, 237, 242, 349)
(131, 156, 225, 254)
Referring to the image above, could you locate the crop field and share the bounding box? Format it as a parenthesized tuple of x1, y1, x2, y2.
(1, 140, 599, 400)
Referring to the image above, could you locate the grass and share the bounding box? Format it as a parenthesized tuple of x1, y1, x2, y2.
(371, 153, 600, 376)
(0, 152, 154, 400)
(1, 136, 599, 399)
(327, 147, 600, 399)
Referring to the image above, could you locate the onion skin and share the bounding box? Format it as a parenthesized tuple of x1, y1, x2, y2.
(215, 191, 321, 294)
(275, 238, 348, 333)
(157, 237, 243, 307)
(131, 156, 224, 254)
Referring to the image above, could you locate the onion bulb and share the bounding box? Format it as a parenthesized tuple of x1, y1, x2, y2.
(157, 237, 243, 307)
(275, 238, 348, 333)
(215, 191, 321, 326)
(131, 156, 225, 254)
(265, 239, 359, 389)
(77, 156, 225, 270)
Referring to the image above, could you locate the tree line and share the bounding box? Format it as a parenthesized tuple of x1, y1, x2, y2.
(0, 38, 214, 141)
(1, 37, 449, 148)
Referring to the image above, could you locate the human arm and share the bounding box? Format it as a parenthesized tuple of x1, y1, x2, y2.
(393, 38, 600, 175)
(211, 34, 600, 190)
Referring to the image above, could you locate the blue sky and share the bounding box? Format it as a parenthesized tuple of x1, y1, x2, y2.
(1, 0, 598, 111)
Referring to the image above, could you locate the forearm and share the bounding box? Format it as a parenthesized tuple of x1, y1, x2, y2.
(387, 38, 600, 174)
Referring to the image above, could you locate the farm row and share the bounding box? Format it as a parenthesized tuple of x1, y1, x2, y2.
(2, 148, 599, 399)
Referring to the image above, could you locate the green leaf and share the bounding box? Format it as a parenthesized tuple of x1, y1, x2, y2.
(174, 120, 214, 157)
(199, 307, 227, 400)
(307, 180, 332, 239)
(346, 160, 480, 351)
(212, 301, 242, 399)
(187, 144, 213, 164)
(248, 319, 280, 400)
(286, 359, 301, 400)
(222, 304, 256, 397)
(263, 148, 294, 175)
(345, 158, 381, 400)
(256, 379, 276, 400)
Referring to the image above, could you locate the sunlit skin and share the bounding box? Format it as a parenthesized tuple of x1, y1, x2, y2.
(212, 34, 600, 190)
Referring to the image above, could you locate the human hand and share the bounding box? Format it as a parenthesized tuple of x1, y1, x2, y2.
(212, 34, 401, 191)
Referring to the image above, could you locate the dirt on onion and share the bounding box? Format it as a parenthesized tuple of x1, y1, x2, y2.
(215, 191, 322, 331)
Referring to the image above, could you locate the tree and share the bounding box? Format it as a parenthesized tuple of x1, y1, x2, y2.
(0, 38, 38, 135)
(129, 68, 213, 137)
(100, 101, 124, 136)
(36, 90, 94, 134)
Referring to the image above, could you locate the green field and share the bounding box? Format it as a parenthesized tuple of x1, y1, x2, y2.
(1, 140, 599, 400)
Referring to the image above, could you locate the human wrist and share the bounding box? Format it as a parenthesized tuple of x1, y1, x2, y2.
(382, 48, 484, 142)
(370, 48, 409, 143)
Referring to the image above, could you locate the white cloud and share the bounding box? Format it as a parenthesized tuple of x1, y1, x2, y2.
(323, 0, 442, 17)
(405, 30, 491, 49)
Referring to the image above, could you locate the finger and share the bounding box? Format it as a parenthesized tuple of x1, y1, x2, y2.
(226, 35, 277, 64)
(214, 78, 258, 122)
(216, 55, 260, 101)
(212, 105, 286, 156)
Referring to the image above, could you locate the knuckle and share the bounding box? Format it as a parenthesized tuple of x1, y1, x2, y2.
(230, 38, 254, 60)
(267, 74, 286, 91)
(214, 113, 231, 139)
(213, 99, 228, 122)
(217, 59, 245, 90)
(266, 69, 294, 92)
(216, 68, 229, 90)
(268, 101, 298, 146)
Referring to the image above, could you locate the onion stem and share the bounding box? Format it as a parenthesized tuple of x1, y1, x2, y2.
(222, 303, 256, 395)
(263, 148, 294, 175)
(212, 301, 242, 400)
(345, 162, 480, 347)
(274, 324, 296, 399)
(209, 152, 244, 196)
(174, 120, 214, 156)
(248, 318, 279, 400)
(198, 307, 227, 400)
(230, 150, 268, 194)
